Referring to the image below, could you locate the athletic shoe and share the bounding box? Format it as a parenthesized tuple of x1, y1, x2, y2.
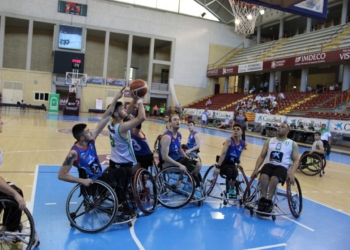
(257, 197, 266, 211)
(193, 189, 202, 199)
(228, 188, 237, 199)
(264, 199, 274, 213)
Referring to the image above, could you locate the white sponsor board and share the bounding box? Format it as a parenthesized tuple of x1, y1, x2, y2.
(197, 109, 213, 118)
(254, 114, 287, 125)
(329, 119, 350, 134)
(287, 117, 327, 130)
(183, 108, 197, 116)
(238, 62, 263, 73)
(212, 111, 234, 119)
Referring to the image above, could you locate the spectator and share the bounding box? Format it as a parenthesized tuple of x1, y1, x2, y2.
(201, 108, 210, 128)
(278, 92, 285, 100)
(244, 88, 248, 95)
(306, 86, 312, 92)
(249, 86, 256, 94)
(275, 80, 279, 93)
(329, 85, 334, 91)
(20, 100, 26, 112)
(260, 82, 264, 92)
(152, 105, 159, 117)
(264, 80, 269, 92)
(218, 115, 231, 129)
(159, 105, 165, 117)
(206, 99, 212, 107)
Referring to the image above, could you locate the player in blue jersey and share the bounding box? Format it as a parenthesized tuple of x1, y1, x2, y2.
(214, 124, 247, 199)
(58, 88, 127, 202)
(159, 115, 202, 188)
(181, 121, 201, 158)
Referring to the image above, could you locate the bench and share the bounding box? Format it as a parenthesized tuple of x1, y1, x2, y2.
(0, 103, 47, 112)
(88, 109, 106, 116)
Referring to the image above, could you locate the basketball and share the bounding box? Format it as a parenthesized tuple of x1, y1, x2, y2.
(130, 79, 148, 97)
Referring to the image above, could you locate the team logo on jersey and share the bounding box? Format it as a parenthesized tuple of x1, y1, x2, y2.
(269, 151, 283, 163)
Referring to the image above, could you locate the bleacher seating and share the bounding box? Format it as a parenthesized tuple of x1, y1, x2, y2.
(186, 93, 246, 110)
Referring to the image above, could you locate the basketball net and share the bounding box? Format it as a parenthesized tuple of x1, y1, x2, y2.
(229, 0, 264, 35)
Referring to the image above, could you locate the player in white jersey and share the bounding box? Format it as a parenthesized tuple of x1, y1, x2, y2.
(252, 122, 299, 214)
(107, 91, 145, 185)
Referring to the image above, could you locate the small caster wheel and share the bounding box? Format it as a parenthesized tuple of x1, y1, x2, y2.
(70, 223, 74, 228)
(223, 200, 228, 206)
(220, 193, 223, 197)
(198, 200, 203, 206)
(272, 215, 276, 221)
(239, 200, 243, 206)
(36, 240, 41, 247)
(136, 213, 140, 218)
(128, 222, 132, 227)
(249, 209, 254, 216)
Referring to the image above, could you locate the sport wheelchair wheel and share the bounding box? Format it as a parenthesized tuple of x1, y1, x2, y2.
(202, 165, 218, 196)
(0, 197, 39, 250)
(299, 153, 323, 176)
(156, 167, 195, 209)
(287, 178, 302, 218)
(66, 180, 118, 233)
(132, 168, 157, 215)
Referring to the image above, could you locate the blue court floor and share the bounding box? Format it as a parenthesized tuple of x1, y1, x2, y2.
(33, 165, 350, 250)
(32, 116, 350, 249)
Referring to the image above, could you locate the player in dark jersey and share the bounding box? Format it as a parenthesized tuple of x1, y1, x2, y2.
(181, 121, 201, 158)
(131, 122, 154, 170)
(215, 124, 247, 199)
(159, 115, 202, 188)
(58, 88, 127, 204)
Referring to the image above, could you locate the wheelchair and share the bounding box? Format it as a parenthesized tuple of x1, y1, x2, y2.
(243, 173, 302, 221)
(202, 157, 249, 206)
(66, 167, 157, 233)
(155, 166, 205, 209)
(0, 197, 40, 249)
(298, 151, 326, 177)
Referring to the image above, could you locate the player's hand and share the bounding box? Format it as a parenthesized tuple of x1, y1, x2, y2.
(214, 167, 220, 174)
(288, 173, 295, 185)
(116, 87, 126, 99)
(14, 193, 26, 210)
(130, 89, 141, 101)
(251, 169, 259, 178)
(308, 151, 313, 155)
(81, 178, 94, 187)
(178, 164, 187, 172)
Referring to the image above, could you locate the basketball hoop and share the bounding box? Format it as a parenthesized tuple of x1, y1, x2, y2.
(229, 0, 264, 35)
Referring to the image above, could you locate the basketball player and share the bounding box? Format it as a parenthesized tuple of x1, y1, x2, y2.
(58, 88, 127, 202)
(0, 117, 26, 211)
(182, 121, 201, 158)
(107, 90, 146, 184)
(251, 123, 299, 214)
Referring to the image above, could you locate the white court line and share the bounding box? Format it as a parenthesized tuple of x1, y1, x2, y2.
(281, 216, 315, 231)
(244, 243, 287, 250)
(45, 203, 57, 205)
(130, 217, 145, 250)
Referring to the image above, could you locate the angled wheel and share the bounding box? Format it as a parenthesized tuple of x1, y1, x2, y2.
(236, 165, 249, 199)
(156, 167, 195, 209)
(287, 178, 303, 218)
(299, 153, 322, 176)
(243, 176, 259, 204)
(202, 165, 218, 196)
(132, 168, 157, 215)
(0, 197, 36, 250)
(66, 180, 118, 233)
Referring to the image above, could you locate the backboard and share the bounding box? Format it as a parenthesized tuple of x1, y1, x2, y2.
(242, 0, 328, 19)
(65, 71, 87, 87)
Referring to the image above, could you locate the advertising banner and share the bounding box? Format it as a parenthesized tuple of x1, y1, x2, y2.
(254, 114, 287, 125)
(183, 108, 197, 116)
(96, 99, 103, 110)
(49, 93, 60, 113)
(212, 111, 234, 119)
(238, 62, 263, 73)
(59, 97, 80, 111)
(329, 119, 350, 135)
(287, 116, 328, 130)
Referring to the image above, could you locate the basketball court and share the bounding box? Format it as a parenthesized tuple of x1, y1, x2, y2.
(1, 112, 350, 249)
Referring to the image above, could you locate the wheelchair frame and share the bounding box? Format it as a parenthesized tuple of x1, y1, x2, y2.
(298, 152, 326, 177)
(0, 197, 39, 249)
(243, 175, 303, 221)
(66, 167, 157, 233)
(202, 164, 249, 206)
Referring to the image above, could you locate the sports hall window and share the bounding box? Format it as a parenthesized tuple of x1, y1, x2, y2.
(34, 92, 49, 101)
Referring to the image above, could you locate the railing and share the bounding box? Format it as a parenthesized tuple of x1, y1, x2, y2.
(259, 38, 282, 59)
(151, 82, 169, 91)
(207, 43, 244, 70)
